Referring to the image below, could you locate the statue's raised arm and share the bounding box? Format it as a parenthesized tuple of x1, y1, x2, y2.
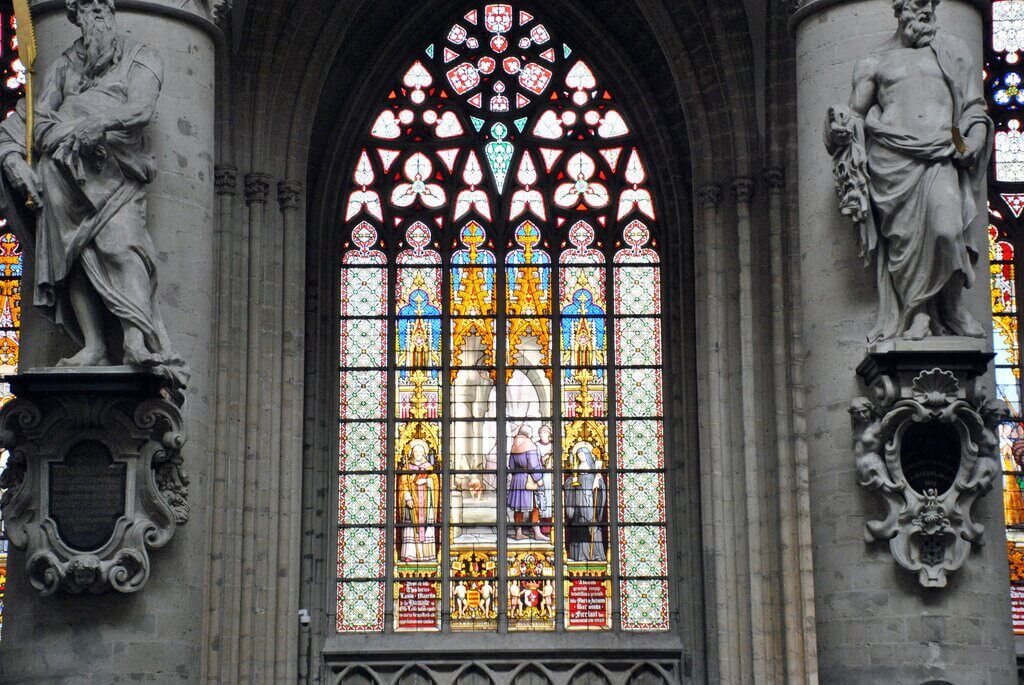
(824, 0, 992, 343)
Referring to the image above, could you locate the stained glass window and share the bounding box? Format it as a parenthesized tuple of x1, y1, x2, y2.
(337, 4, 669, 634)
(989, 0, 1024, 636)
(0, 0, 23, 642)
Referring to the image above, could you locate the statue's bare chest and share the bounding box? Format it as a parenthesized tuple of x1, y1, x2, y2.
(875, 47, 946, 93)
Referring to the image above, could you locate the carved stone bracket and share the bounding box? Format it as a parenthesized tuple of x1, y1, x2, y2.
(851, 341, 1001, 588)
(0, 369, 188, 595)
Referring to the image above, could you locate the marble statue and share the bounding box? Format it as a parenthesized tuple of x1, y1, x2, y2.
(0, 0, 188, 391)
(825, 0, 993, 342)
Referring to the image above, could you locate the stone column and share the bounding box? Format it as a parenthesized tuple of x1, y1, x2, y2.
(239, 171, 271, 683)
(275, 179, 304, 681)
(694, 183, 732, 683)
(0, 1, 218, 682)
(792, 0, 1016, 682)
(207, 162, 238, 680)
(764, 168, 816, 682)
(732, 176, 777, 681)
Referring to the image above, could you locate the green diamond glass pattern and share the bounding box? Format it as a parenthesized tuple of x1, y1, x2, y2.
(621, 579, 669, 631)
(617, 472, 665, 523)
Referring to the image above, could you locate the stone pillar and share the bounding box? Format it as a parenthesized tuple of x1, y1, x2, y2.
(275, 179, 304, 681)
(732, 176, 777, 681)
(207, 162, 238, 680)
(0, 1, 218, 682)
(792, 0, 1016, 682)
(694, 183, 733, 683)
(765, 167, 815, 683)
(239, 171, 271, 683)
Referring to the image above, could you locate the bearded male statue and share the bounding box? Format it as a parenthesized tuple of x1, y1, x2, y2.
(825, 0, 993, 342)
(0, 0, 188, 391)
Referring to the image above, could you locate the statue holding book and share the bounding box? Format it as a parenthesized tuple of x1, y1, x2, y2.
(0, 0, 188, 391)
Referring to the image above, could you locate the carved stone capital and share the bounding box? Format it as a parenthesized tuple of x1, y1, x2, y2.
(0, 370, 188, 595)
(731, 177, 756, 205)
(277, 180, 303, 211)
(696, 184, 721, 210)
(764, 168, 785, 193)
(215, 165, 238, 196)
(851, 343, 998, 588)
(244, 173, 272, 206)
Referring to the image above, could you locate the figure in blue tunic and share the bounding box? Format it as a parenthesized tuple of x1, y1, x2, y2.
(507, 425, 546, 541)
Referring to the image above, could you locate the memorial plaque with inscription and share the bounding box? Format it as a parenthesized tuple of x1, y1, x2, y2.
(48, 441, 127, 552)
(566, 578, 611, 630)
(395, 580, 441, 631)
(0, 370, 187, 594)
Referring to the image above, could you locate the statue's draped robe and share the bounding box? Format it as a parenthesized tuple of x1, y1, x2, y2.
(0, 37, 187, 389)
(863, 31, 993, 339)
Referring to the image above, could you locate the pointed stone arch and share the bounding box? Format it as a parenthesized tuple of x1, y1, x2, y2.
(567, 663, 611, 685)
(337, 665, 384, 685)
(454, 664, 496, 685)
(397, 664, 437, 685)
(625, 663, 668, 685)
(510, 663, 552, 685)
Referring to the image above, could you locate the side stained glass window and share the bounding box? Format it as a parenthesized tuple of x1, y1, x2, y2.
(990, 0, 1024, 636)
(0, 0, 25, 642)
(337, 4, 669, 634)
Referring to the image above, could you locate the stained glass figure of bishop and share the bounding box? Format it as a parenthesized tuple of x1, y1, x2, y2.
(397, 440, 439, 562)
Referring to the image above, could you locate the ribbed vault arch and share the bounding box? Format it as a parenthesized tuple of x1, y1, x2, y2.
(210, 1, 776, 682)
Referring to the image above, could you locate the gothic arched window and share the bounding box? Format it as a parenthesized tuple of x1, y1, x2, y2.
(989, 0, 1024, 636)
(337, 4, 669, 634)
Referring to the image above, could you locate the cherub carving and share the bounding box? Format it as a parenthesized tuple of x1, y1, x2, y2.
(850, 397, 896, 492)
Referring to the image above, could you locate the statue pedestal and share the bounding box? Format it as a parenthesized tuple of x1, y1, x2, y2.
(0, 367, 188, 595)
(852, 338, 1000, 588)
(857, 338, 994, 409)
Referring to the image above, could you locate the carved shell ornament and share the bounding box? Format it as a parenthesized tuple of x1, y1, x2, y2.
(911, 369, 958, 408)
